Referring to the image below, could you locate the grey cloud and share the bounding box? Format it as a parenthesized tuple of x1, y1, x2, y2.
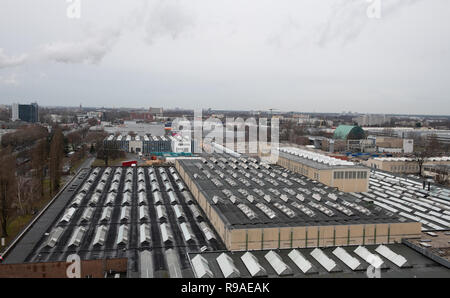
(0, 73, 19, 86)
(144, 0, 194, 44)
(0, 48, 27, 69)
(40, 28, 121, 64)
(317, 0, 423, 47)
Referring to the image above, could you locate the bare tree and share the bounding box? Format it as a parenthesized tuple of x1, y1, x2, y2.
(0, 148, 18, 237)
(427, 134, 442, 156)
(49, 128, 64, 194)
(31, 138, 48, 199)
(413, 150, 429, 177)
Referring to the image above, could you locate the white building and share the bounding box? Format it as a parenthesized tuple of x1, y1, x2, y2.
(170, 135, 191, 153)
(353, 114, 391, 126)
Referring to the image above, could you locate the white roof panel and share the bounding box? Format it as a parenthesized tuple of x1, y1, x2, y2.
(216, 253, 240, 278)
(354, 246, 384, 269)
(192, 255, 214, 278)
(332, 247, 361, 271)
(375, 245, 407, 268)
(288, 249, 313, 273)
(240, 251, 267, 277)
(310, 248, 338, 272)
(264, 250, 292, 276)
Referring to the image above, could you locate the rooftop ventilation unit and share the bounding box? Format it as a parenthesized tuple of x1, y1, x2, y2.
(93, 225, 108, 247)
(173, 204, 185, 221)
(354, 246, 384, 269)
(241, 252, 267, 277)
(45, 227, 64, 248)
(273, 202, 296, 218)
(138, 192, 147, 205)
(156, 205, 167, 221)
(332, 247, 361, 271)
(375, 245, 408, 268)
(120, 206, 131, 222)
(237, 203, 257, 220)
(153, 191, 162, 205)
(68, 226, 87, 248)
(60, 207, 77, 224)
(290, 202, 316, 217)
(265, 250, 293, 276)
(216, 253, 240, 278)
(81, 207, 94, 222)
(71, 193, 85, 207)
(121, 192, 132, 206)
(160, 223, 174, 245)
(255, 203, 276, 219)
(89, 193, 101, 206)
(191, 255, 214, 278)
(138, 182, 146, 192)
(168, 191, 178, 205)
(139, 205, 149, 220)
(180, 222, 196, 244)
(199, 222, 215, 241)
(140, 224, 151, 245)
(123, 181, 133, 193)
(310, 248, 338, 272)
(186, 204, 202, 222)
(117, 225, 129, 245)
(288, 249, 313, 274)
(100, 206, 113, 222)
(181, 191, 194, 204)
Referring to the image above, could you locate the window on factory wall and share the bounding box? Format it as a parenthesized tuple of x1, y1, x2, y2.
(345, 171, 349, 179)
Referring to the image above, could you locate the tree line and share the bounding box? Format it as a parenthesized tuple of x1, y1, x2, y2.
(0, 126, 65, 238)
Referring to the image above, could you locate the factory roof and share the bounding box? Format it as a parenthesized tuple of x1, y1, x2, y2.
(104, 134, 173, 142)
(188, 243, 450, 278)
(348, 170, 450, 231)
(279, 147, 360, 170)
(177, 155, 409, 230)
(3, 166, 225, 278)
(372, 156, 450, 162)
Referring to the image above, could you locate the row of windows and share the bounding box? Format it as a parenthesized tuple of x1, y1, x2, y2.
(334, 171, 368, 180)
(390, 165, 419, 172)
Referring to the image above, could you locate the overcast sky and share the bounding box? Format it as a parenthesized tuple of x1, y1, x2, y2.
(0, 0, 449, 114)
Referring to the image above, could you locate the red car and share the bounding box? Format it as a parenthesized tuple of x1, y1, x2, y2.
(122, 160, 137, 167)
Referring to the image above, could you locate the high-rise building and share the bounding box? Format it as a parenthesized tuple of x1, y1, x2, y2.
(11, 102, 39, 123)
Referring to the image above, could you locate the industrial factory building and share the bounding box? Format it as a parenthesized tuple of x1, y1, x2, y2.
(188, 243, 450, 278)
(2, 166, 225, 277)
(175, 155, 420, 252)
(363, 156, 450, 174)
(2, 152, 450, 278)
(276, 147, 370, 192)
(104, 134, 194, 155)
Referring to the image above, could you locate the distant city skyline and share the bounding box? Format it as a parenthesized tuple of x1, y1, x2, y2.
(1, 0, 450, 115)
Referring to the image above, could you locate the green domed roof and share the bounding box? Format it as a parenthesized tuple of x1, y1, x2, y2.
(333, 125, 365, 140)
